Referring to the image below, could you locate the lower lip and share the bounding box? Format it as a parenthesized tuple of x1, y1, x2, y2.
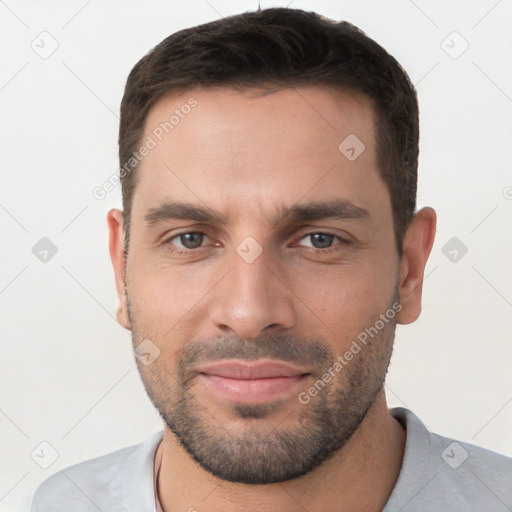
(199, 374, 308, 403)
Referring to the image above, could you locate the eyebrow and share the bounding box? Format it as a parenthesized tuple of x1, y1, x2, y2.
(144, 199, 369, 227)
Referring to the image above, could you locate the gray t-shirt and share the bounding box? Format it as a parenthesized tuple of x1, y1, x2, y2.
(31, 407, 512, 511)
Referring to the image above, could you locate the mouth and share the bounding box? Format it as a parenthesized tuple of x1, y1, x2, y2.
(195, 360, 311, 404)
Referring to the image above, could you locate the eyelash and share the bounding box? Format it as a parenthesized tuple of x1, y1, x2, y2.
(162, 230, 351, 255)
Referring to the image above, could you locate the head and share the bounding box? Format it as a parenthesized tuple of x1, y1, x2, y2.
(108, 8, 436, 485)
(119, 8, 420, 257)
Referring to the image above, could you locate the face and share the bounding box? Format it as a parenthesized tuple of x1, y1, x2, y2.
(115, 85, 404, 484)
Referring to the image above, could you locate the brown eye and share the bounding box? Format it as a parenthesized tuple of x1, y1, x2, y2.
(298, 233, 340, 250)
(168, 232, 209, 250)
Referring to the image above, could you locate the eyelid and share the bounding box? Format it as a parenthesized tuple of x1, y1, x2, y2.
(163, 228, 351, 254)
(294, 231, 351, 250)
(164, 230, 214, 249)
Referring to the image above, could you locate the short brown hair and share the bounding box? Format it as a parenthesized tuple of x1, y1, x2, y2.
(119, 7, 419, 256)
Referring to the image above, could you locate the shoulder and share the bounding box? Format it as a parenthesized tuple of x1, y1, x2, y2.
(31, 431, 163, 512)
(430, 429, 512, 502)
(387, 408, 512, 511)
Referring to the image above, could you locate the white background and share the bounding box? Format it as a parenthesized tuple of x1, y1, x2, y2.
(1, 0, 511, 510)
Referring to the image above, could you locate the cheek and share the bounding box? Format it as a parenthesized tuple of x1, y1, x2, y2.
(296, 260, 398, 337)
(127, 262, 213, 334)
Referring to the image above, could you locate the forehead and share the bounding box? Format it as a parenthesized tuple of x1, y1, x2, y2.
(131, 85, 388, 225)
(143, 84, 376, 154)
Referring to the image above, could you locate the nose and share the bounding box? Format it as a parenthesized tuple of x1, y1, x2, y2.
(208, 246, 297, 340)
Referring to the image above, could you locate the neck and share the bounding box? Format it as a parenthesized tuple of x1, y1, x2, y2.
(157, 389, 405, 512)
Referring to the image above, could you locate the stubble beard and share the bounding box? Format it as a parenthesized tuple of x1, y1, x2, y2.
(127, 291, 398, 485)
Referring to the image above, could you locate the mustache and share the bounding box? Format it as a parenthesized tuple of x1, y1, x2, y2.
(177, 334, 333, 376)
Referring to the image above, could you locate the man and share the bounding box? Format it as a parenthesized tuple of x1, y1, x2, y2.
(32, 7, 512, 512)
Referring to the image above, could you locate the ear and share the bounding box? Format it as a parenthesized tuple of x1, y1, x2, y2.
(397, 207, 437, 325)
(107, 208, 131, 330)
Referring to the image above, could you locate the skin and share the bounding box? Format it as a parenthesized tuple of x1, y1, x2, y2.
(107, 85, 436, 512)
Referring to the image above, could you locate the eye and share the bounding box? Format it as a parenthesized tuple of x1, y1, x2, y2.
(296, 232, 349, 251)
(162, 230, 350, 255)
(166, 231, 211, 251)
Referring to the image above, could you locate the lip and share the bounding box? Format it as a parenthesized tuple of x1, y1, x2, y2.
(196, 360, 310, 404)
(195, 360, 309, 379)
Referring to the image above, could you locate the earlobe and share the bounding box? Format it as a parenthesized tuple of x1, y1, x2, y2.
(107, 208, 132, 330)
(397, 207, 437, 325)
